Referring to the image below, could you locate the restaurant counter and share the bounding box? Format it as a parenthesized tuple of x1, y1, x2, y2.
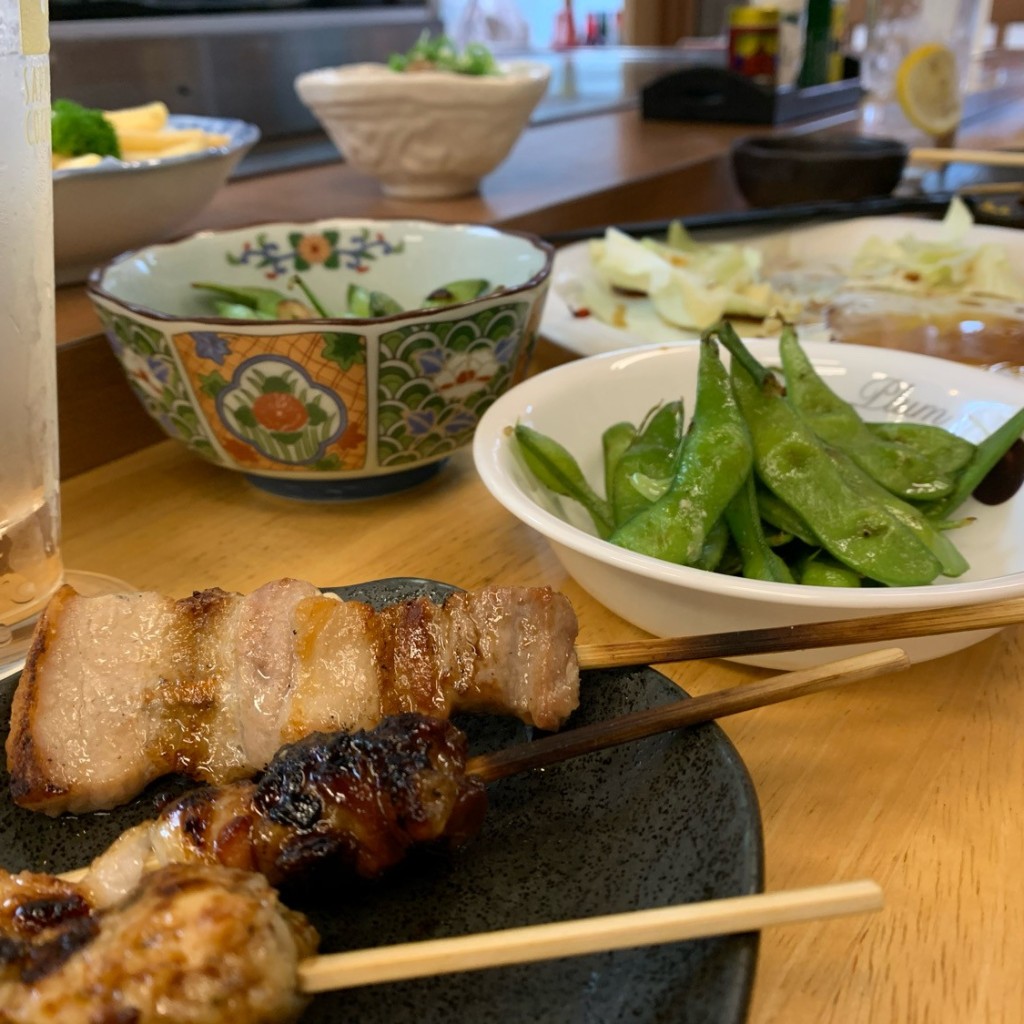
(51, 88, 1024, 1024)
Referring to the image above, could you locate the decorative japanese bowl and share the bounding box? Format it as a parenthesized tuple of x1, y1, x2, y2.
(54, 114, 259, 286)
(87, 218, 553, 500)
(294, 61, 551, 199)
(474, 339, 1024, 670)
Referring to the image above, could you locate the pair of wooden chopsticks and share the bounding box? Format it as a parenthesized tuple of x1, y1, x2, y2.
(910, 147, 1024, 169)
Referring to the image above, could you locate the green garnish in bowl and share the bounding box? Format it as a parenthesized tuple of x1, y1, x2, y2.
(387, 32, 499, 76)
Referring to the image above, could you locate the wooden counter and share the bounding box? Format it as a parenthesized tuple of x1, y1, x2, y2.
(47, 87, 1024, 1022)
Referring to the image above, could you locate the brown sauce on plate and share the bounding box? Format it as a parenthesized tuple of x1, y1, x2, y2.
(825, 290, 1024, 374)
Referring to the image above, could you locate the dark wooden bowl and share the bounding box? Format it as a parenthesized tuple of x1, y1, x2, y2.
(730, 133, 909, 208)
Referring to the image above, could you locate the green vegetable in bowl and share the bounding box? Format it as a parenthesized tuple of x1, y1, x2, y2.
(424, 279, 492, 307)
(512, 322, 1024, 588)
(191, 282, 315, 320)
(387, 32, 499, 76)
(52, 99, 121, 159)
(193, 276, 495, 320)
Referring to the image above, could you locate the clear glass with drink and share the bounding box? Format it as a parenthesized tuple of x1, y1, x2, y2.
(860, 0, 982, 146)
(0, 0, 63, 672)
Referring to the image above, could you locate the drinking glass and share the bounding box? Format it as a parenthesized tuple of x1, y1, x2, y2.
(0, 1, 131, 677)
(860, 0, 981, 145)
(0, 0, 64, 673)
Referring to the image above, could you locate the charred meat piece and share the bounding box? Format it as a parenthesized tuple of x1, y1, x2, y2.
(8, 579, 579, 815)
(85, 714, 488, 905)
(0, 863, 318, 1024)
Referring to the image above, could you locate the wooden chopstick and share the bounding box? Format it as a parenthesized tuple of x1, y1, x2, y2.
(470, 647, 909, 783)
(298, 879, 883, 993)
(575, 595, 1024, 670)
(910, 147, 1024, 168)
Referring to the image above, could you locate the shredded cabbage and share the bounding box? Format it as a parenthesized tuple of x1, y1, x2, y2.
(587, 223, 798, 331)
(849, 197, 1024, 302)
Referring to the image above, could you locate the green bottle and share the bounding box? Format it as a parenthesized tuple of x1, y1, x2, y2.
(798, 0, 833, 87)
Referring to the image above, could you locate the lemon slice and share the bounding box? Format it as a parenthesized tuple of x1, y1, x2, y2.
(895, 42, 962, 137)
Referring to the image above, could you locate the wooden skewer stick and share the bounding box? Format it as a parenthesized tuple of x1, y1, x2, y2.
(910, 147, 1024, 169)
(575, 595, 1024, 670)
(298, 879, 883, 993)
(469, 647, 909, 783)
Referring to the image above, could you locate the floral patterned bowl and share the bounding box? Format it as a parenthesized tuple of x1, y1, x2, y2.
(87, 218, 553, 499)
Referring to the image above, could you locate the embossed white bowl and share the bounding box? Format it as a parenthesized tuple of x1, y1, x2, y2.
(294, 61, 550, 199)
(474, 340, 1024, 669)
(87, 218, 552, 500)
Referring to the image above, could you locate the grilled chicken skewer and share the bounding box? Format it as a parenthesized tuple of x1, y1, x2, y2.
(7, 580, 579, 816)
(0, 862, 318, 1024)
(79, 713, 487, 909)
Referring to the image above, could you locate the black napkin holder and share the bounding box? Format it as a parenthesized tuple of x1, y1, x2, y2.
(641, 66, 863, 126)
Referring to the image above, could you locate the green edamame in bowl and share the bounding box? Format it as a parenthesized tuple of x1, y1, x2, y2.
(473, 327, 1024, 670)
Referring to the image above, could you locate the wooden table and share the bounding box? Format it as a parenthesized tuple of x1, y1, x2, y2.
(51, 85, 1024, 1023)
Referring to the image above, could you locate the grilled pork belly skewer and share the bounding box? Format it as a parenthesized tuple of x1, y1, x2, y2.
(67, 648, 908, 907)
(7, 579, 578, 815)
(0, 862, 318, 1024)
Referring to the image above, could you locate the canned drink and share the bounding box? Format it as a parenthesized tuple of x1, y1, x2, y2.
(728, 6, 781, 87)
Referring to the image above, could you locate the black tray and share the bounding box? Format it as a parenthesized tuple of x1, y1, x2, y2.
(642, 65, 863, 126)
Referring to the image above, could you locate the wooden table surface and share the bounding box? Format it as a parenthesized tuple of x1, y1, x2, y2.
(50, 81, 1024, 1023)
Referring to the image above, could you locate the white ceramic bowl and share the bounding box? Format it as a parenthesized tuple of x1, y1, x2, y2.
(294, 61, 550, 199)
(474, 340, 1024, 669)
(54, 114, 259, 285)
(88, 217, 553, 500)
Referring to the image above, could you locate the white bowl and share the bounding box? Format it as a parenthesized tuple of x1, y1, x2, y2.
(473, 340, 1024, 669)
(54, 114, 259, 285)
(88, 217, 552, 500)
(294, 61, 550, 200)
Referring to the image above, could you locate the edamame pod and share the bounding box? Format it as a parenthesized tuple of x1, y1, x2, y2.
(778, 326, 954, 501)
(724, 474, 795, 583)
(513, 424, 615, 538)
(610, 401, 686, 527)
(826, 446, 969, 577)
(867, 422, 975, 477)
(729, 357, 944, 587)
(602, 421, 636, 506)
(925, 406, 1024, 519)
(799, 552, 863, 588)
(610, 339, 752, 564)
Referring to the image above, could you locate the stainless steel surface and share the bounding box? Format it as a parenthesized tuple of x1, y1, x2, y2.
(50, 7, 440, 139)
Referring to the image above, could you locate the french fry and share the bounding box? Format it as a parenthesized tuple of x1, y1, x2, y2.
(115, 127, 210, 152)
(52, 153, 103, 170)
(103, 101, 169, 134)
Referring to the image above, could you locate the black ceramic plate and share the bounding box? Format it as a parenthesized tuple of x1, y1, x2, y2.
(0, 579, 764, 1024)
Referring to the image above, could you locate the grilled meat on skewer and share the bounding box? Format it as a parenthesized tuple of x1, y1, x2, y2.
(8, 579, 578, 815)
(82, 714, 488, 908)
(0, 863, 318, 1024)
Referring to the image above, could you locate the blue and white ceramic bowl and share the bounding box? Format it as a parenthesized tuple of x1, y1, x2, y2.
(54, 114, 259, 284)
(87, 218, 553, 499)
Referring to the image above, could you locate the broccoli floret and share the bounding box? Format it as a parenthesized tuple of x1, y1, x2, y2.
(51, 99, 121, 159)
